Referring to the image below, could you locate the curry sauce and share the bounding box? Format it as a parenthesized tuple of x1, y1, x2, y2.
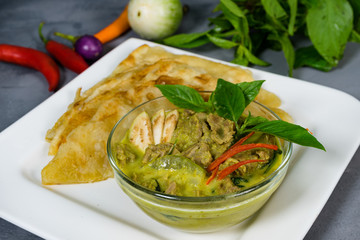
(113, 109, 282, 197)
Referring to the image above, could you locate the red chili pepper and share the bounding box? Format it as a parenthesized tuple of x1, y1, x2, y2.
(0, 44, 60, 91)
(226, 131, 255, 153)
(217, 159, 267, 180)
(207, 142, 278, 172)
(39, 22, 88, 74)
(205, 132, 275, 184)
(207, 132, 254, 172)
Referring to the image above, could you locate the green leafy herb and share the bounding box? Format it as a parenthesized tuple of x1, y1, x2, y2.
(207, 34, 238, 49)
(240, 45, 271, 66)
(248, 120, 325, 151)
(267, 30, 295, 76)
(155, 84, 211, 112)
(231, 177, 248, 188)
(306, 0, 353, 66)
(294, 46, 333, 72)
(238, 113, 269, 134)
(221, 0, 246, 19)
(162, 32, 209, 48)
(161, 0, 359, 75)
(155, 79, 325, 151)
(237, 80, 265, 107)
(213, 79, 245, 127)
(287, 0, 298, 35)
(261, 0, 287, 20)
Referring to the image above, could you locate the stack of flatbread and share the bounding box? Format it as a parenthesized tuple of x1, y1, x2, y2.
(41, 44, 291, 185)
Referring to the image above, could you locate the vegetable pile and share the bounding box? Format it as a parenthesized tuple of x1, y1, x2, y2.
(0, 5, 130, 91)
(162, 0, 360, 76)
(39, 22, 89, 74)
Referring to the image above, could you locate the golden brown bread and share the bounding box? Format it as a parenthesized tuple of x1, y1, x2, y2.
(41, 44, 291, 185)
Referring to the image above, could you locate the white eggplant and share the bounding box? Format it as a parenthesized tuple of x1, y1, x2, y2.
(162, 110, 179, 143)
(128, 0, 183, 40)
(151, 109, 165, 145)
(128, 111, 154, 152)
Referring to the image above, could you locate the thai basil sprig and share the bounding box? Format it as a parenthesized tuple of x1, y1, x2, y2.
(155, 79, 325, 151)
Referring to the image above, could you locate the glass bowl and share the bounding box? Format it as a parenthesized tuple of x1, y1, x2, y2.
(107, 92, 293, 233)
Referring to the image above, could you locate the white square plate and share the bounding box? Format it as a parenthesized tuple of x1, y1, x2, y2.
(1, 38, 359, 240)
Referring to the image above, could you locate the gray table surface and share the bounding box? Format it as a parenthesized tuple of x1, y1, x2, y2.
(1, 0, 359, 239)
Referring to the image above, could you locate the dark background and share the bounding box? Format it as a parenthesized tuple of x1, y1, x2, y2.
(1, 0, 359, 239)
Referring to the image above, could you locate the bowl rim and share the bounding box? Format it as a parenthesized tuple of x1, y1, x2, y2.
(107, 92, 293, 203)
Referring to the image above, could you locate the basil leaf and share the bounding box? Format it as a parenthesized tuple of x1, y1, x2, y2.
(237, 80, 265, 106)
(220, 0, 250, 46)
(213, 79, 245, 123)
(287, 0, 298, 35)
(212, 29, 238, 38)
(241, 46, 271, 66)
(268, 32, 295, 76)
(261, 0, 287, 32)
(294, 46, 333, 71)
(261, 0, 287, 19)
(306, 0, 353, 66)
(279, 34, 295, 77)
(231, 54, 249, 66)
(207, 91, 216, 113)
(244, 114, 268, 126)
(207, 34, 238, 49)
(220, 1, 242, 32)
(250, 120, 326, 151)
(220, 0, 246, 18)
(162, 32, 208, 47)
(176, 36, 210, 48)
(239, 113, 269, 134)
(209, 16, 233, 32)
(155, 85, 210, 112)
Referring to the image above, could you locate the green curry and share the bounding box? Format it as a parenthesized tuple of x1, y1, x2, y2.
(112, 79, 325, 198)
(109, 80, 325, 232)
(114, 109, 282, 197)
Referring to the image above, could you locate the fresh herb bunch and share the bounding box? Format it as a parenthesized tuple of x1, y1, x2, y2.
(161, 0, 360, 76)
(156, 79, 325, 151)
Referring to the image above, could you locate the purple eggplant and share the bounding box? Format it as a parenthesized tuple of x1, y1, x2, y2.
(74, 35, 102, 61)
(54, 32, 103, 61)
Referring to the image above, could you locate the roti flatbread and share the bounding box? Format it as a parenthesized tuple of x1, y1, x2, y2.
(41, 44, 290, 185)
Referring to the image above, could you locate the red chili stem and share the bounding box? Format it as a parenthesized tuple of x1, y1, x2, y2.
(39, 22, 88, 74)
(0, 44, 60, 91)
(207, 142, 278, 172)
(217, 159, 266, 180)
